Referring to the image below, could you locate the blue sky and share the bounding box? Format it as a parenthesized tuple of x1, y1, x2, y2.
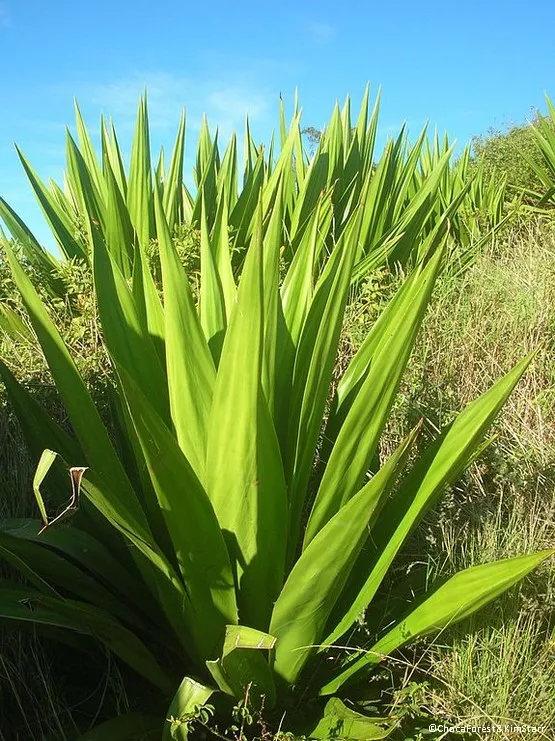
(1, 0, 554, 249)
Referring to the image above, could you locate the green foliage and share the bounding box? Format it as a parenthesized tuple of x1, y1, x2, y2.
(0, 245, 106, 388)
(528, 96, 555, 206)
(0, 91, 551, 740)
(470, 111, 555, 199)
(301, 126, 322, 154)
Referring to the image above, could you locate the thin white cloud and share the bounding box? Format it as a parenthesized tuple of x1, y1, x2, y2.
(80, 71, 273, 138)
(85, 72, 191, 131)
(307, 21, 336, 42)
(0, 2, 10, 28)
(206, 86, 270, 141)
(207, 87, 269, 123)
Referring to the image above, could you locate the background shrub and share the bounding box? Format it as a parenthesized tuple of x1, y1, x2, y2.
(470, 113, 555, 199)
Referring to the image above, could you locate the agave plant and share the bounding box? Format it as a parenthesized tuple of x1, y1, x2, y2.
(416, 133, 510, 275)
(0, 94, 552, 740)
(0, 88, 490, 295)
(0, 91, 504, 379)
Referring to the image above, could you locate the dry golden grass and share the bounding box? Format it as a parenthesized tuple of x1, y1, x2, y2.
(389, 219, 555, 737)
